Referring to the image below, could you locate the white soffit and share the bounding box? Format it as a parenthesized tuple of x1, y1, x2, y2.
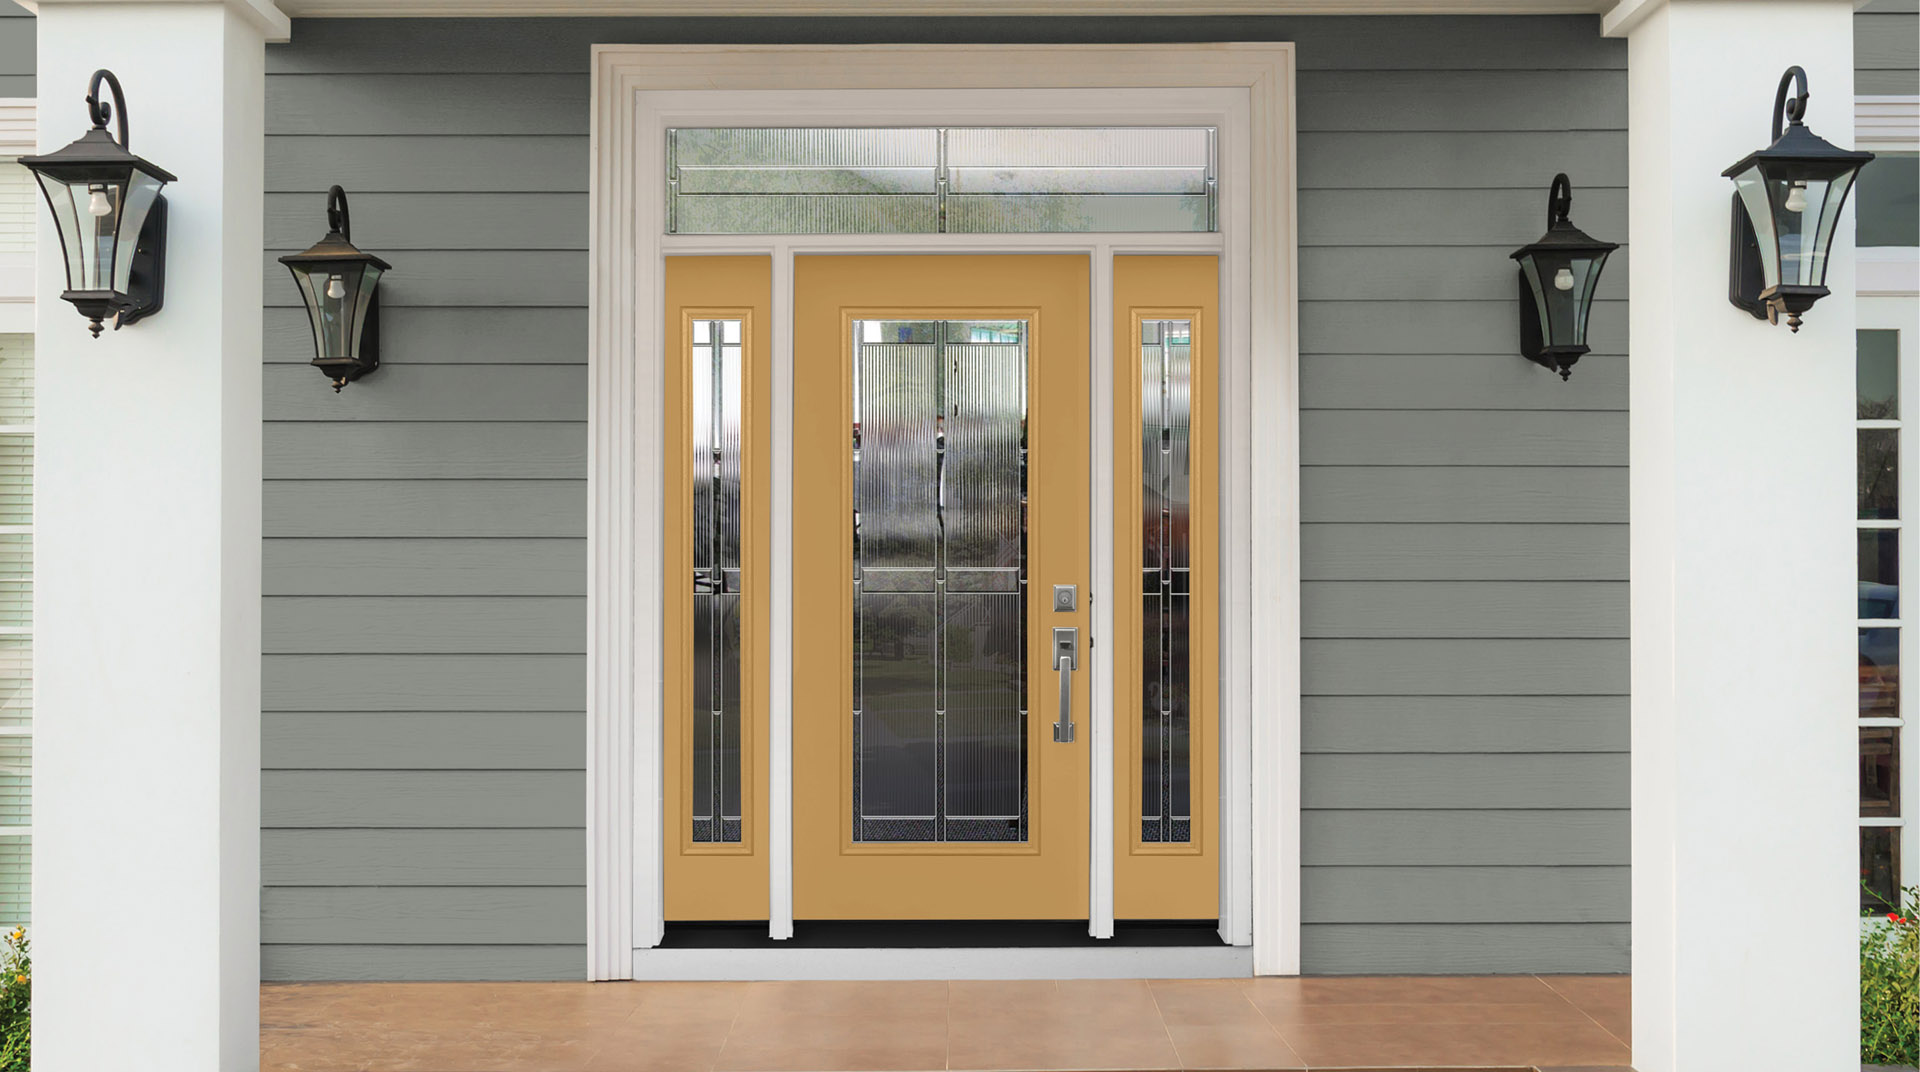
(271, 0, 1611, 15)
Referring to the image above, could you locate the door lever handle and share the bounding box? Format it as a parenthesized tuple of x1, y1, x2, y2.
(1052, 627, 1079, 743)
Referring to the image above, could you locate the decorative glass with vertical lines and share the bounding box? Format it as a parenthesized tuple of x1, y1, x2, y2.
(691, 318, 744, 843)
(1140, 319, 1192, 844)
(852, 319, 1029, 843)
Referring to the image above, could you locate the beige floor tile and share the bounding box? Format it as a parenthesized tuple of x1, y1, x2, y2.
(1278, 1019, 1634, 1068)
(1241, 974, 1565, 1008)
(1253, 999, 1594, 1027)
(734, 979, 948, 1023)
(1149, 979, 1272, 1028)
(1164, 1023, 1306, 1069)
(714, 1011, 949, 1072)
(1537, 975, 1631, 1045)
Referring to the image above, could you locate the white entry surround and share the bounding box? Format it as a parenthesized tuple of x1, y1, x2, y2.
(584, 44, 1302, 980)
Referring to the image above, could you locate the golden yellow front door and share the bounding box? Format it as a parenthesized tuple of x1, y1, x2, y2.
(793, 255, 1091, 919)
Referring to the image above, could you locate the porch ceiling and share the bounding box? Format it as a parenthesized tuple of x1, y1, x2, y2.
(269, 0, 1615, 16)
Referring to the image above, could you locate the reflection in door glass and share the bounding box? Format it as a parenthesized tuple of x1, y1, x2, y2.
(852, 320, 1028, 843)
(691, 318, 743, 843)
(1141, 320, 1192, 844)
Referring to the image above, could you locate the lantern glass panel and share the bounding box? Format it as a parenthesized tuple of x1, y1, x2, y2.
(292, 263, 373, 361)
(110, 172, 163, 295)
(1519, 249, 1610, 349)
(1731, 165, 1782, 288)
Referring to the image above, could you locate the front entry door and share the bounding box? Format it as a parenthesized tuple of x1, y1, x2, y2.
(793, 255, 1092, 919)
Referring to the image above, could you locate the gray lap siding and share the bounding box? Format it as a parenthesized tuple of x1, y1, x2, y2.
(250, 14, 1629, 979)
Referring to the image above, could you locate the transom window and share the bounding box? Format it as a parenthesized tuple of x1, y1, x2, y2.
(666, 126, 1217, 235)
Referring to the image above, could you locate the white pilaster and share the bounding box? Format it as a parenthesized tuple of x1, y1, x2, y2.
(1606, 2, 1859, 1069)
(31, 2, 286, 1070)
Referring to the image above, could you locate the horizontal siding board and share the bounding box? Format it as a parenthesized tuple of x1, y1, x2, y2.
(1299, 411, 1626, 466)
(1301, 696, 1628, 754)
(266, 423, 586, 480)
(265, 654, 586, 711)
(263, 770, 584, 827)
(264, 597, 585, 654)
(1297, 70, 1626, 132)
(1299, 188, 1627, 248)
(1302, 753, 1628, 809)
(263, 887, 585, 944)
(1301, 300, 1627, 358)
(265, 539, 587, 596)
(264, 16, 1623, 75)
(264, 712, 585, 769)
(1301, 524, 1627, 581)
(1301, 246, 1626, 303)
(263, 251, 586, 308)
(1300, 467, 1626, 523)
(1298, 131, 1628, 190)
(1302, 638, 1627, 696)
(267, 74, 590, 135)
(1301, 354, 1626, 412)
(268, 135, 590, 193)
(1302, 581, 1626, 639)
(267, 193, 586, 250)
(265, 481, 586, 538)
(266, 366, 585, 421)
(266, 307, 587, 365)
(264, 829, 583, 886)
(262, 944, 584, 982)
(1302, 866, 1629, 923)
(1302, 810, 1627, 866)
(1301, 923, 1629, 974)
(1859, 71, 1920, 94)
(1856, 13, 1919, 71)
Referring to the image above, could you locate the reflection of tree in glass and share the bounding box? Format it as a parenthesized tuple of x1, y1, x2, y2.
(1860, 429, 1900, 520)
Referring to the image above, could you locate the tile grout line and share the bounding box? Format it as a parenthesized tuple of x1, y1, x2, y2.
(1532, 974, 1633, 1055)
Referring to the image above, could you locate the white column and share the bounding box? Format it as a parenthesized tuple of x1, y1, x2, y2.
(1604, 1, 1859, 1069)
(29, 2, 287, 1070)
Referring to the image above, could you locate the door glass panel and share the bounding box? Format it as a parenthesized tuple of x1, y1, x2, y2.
(691, 318, 743, 843)
(1140, 320, 1193, 844)
(853, 319, 1028, 843)
(1861, 428, 1900, 520)
(1861, 626, 1901, 718)
(669, 127, 1215, 235)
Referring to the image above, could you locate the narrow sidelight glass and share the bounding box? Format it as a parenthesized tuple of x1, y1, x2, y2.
(1140, 320, 1193, 844)
(852, 320, 1029, 843)
(691, 319, 744, 843)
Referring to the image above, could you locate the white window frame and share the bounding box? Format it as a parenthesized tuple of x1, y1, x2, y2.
(585, 44, 1300, 981)
(1857, 93, 1920, 912)
(0, 101, 34, 335)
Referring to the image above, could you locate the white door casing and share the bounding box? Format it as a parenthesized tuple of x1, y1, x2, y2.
(585, 44, 1301, 980)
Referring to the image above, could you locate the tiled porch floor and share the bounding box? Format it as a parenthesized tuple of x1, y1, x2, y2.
(260, 974, 1632, 1071)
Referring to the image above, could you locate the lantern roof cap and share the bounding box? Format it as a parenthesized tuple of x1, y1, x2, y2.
(1721, 119, 1875, 178)
(19, 126, 177, 184)
(278, 228, 392, 272)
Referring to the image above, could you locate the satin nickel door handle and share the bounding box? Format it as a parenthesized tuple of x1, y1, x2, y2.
(1052, 627, 1079, 743)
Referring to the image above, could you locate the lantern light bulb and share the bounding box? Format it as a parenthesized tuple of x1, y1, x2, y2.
(86, 185, 112, 218)
(1552, 267, 1575, 292)
(326, 275, 347, 301)
(1784, 183, 1808, 213)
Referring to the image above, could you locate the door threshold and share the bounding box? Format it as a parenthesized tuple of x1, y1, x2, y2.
(660, 920, 1224, 949)
(631, 941, 1252, 980)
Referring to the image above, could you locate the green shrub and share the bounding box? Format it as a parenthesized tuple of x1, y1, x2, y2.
(1862, 885, 1919, 1067)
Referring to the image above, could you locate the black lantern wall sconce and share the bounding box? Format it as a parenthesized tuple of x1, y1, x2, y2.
(1510, 174, 1617, 381)
(1723, 66, 1874, 332)
(279, 186, 391, 392)
(20, 69, 174, 338)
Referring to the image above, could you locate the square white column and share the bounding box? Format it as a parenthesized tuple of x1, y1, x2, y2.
(29, 2, 287, 1069)
(1605, 1, 1861, 1069)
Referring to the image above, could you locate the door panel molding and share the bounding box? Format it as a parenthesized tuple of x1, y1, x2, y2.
(588, 45, 1299, 979)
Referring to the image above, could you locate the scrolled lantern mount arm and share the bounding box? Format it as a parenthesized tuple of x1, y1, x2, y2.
(1510, 172, 1617, 381)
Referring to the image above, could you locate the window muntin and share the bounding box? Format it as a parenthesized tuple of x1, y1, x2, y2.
(667, 127, 1216, 236)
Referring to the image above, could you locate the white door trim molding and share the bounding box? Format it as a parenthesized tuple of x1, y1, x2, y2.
(587, 43, 1301, 980)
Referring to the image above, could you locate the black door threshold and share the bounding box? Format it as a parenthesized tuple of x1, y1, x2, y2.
(660, 919, 1224, 949)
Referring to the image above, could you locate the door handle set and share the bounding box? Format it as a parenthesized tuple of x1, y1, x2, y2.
(1052, 626, 1079, 743)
